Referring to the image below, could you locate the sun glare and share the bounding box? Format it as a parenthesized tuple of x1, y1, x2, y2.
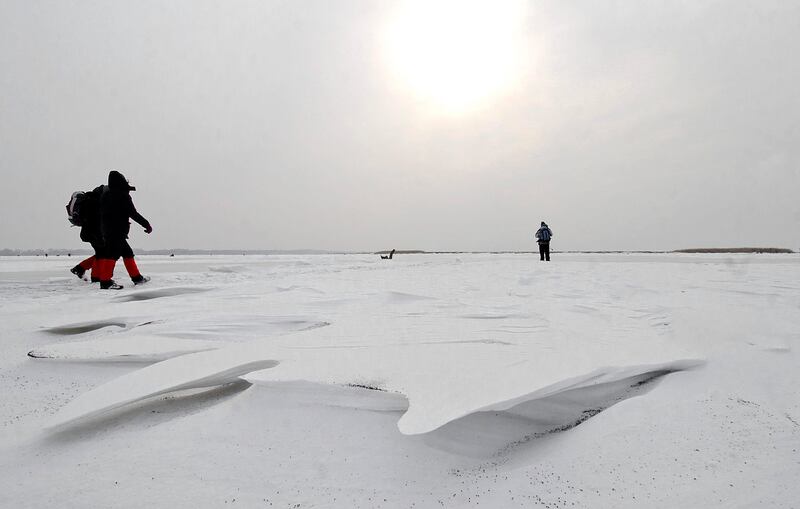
(384, 0, 526, 114)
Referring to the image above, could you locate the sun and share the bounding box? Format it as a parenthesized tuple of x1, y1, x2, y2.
(383, 0, 527, 115)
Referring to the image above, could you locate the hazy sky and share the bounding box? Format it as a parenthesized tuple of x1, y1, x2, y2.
(1, 0, 798, 252)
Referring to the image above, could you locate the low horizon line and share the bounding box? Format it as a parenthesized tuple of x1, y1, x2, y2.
(0, 247, 795, 256)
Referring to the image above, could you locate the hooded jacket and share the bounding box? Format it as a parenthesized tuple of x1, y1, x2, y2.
(99, 170, 151, 241)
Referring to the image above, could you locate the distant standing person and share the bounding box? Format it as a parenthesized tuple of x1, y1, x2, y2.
(95, 170, 153, 290)
(535, 221, 553, 261)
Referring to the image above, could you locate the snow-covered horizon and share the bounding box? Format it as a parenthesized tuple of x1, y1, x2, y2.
(1, 253, 798, 507)
(2, 246, 797, 257)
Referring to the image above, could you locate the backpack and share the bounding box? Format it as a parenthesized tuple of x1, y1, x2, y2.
(66, 191, 92, 226)
(538, 227, 551, 242)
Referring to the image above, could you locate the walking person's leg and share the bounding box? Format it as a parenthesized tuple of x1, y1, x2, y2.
(70, 255, 95, 279)
(87, 240, 104, 282)
(99, 239, 124, 290)
(121, 240, 149, 284)
(539, 243, 545, 261)
(545, 242, 550, 261)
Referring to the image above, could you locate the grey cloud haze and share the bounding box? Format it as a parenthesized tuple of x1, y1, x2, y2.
(1, 0, 798, 252)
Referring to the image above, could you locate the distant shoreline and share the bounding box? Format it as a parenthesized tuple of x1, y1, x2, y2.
(672, 247, 794, 254)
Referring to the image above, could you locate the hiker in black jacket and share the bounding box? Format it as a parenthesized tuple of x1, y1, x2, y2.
(95, 170, 153, 289)
(535, 221, 553, 261)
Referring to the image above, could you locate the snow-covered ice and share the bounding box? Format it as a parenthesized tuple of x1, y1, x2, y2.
(0, 253, 798, 508)
(28, 336, 226, 362)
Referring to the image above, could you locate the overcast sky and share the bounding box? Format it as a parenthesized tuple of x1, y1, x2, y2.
(1, 0, 798, 252)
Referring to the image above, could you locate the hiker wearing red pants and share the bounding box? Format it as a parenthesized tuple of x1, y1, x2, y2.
(69, 185, 105, 282)
(95, 170, 153, 290)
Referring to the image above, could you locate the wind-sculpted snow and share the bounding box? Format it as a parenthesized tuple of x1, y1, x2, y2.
(112, 286, 210, 302)
(42, 319, 128, 335)
(244, 363, 699, 458)
(45, 321, 699, 450)
(208, 265, 249, 274)
(42, 254, 707, 438)
(6, 253, 799, 507)
(382, 291, 435, 303)
(460, 312, 530, 320)
(30, 317, 331, 362)
(398, 360, 703, 436)
(422, 363, 700, 457)
(47, 344, 278, 430)
(28, 335, 225, 362)
(149, 315, 330, 341)
(275, 285, 325, 294)
(45, 344, 693, 450)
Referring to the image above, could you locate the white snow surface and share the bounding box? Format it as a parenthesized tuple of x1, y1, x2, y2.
(1, 253, 798, 508)
(28, 335, 226, 362)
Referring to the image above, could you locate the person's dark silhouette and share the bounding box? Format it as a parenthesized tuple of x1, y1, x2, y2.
(381, 249, 396, 260)
(95, 170, 153, 289)
(535, 222, 553, 261)
(69, 184, 105, 282)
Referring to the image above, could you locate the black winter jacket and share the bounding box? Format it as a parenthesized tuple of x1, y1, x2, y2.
(100, 171, 150, 241)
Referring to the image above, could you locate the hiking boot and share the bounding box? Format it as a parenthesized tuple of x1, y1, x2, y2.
(100, 281, 124, 290)
(132, 275, 150, 285)
(90, 276, 101, 283)
(70, 265, 86, 279)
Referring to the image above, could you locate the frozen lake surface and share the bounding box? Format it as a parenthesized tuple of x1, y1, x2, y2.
(1, 253, 798, 508)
